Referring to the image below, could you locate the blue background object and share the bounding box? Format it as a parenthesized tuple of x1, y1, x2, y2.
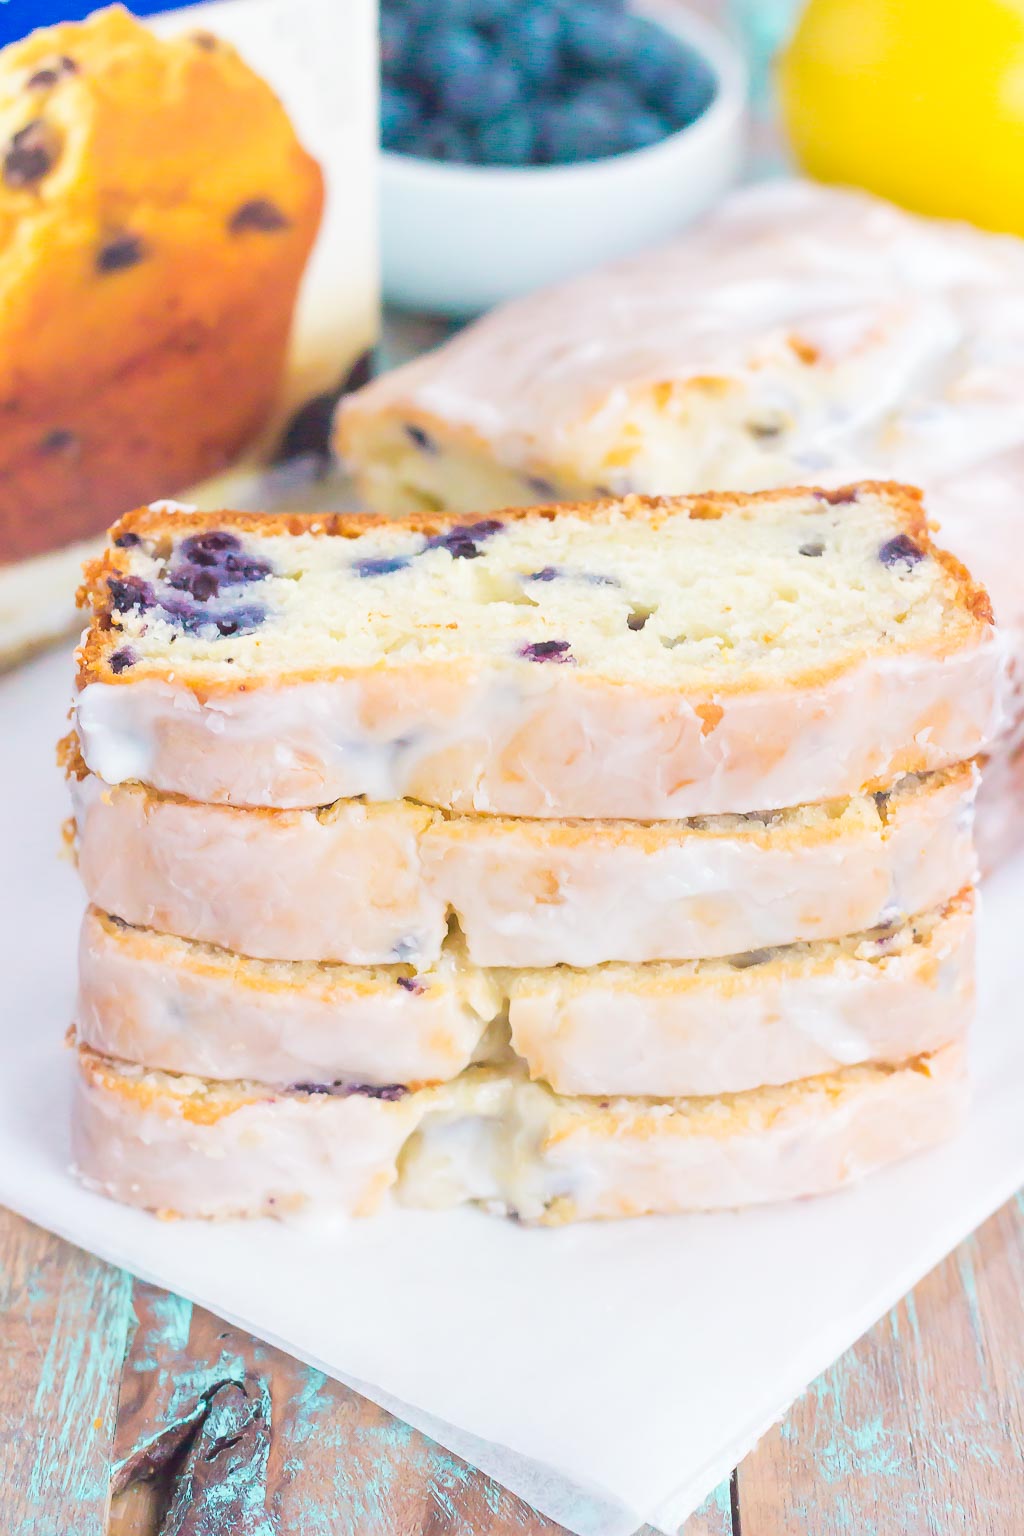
(0, 1, 213, 50)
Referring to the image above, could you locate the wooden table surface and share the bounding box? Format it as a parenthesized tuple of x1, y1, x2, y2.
(2, 1195, 1022, 1535)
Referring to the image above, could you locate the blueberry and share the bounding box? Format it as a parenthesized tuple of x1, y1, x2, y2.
(538, 101, 619, 164)
(113, 531, 141, 548)
(561, 5, 634, 69)
(397, 975, 424, 992)
(158, 594, 200, 629)
(418, 25, 488, 105)
(529, 567, 560, 582)
(878, 535, 925, 569)
(526, 474, 556, 497)
(229, 198, 290, 234)
(623, 15, 687, 98)
(426, 519, 504, 559)
(476, 108, 535, 166)
(179, 531, 241, 565)
(107, 576, 155, 614)
(618, 107, 668, 154)
(168, 565, 220, 601)
(40, 427, 77, 455)
(573, 79, 640, 117)
(109, 646, 137, 674)
(405, 423, 436, 452)
(451, 59, 520, 123)
(658, 49, 717, 128)
(354, 555, 411, 577)
(491, 5, 561, 87)
(3, 120, 59, 188)
(381, 84, 420, 150)
(379, 10, 410, 73)
(409, 118, 474, 163)
(520, 640, 574, 663)
(215, 605, 266, 637)
(350, 1083, 409, 1101)
(224, 553, 271, 583)
(96, 233, 147, 274)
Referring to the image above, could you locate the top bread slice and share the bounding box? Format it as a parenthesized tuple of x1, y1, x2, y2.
(73, 483, 1000, 817)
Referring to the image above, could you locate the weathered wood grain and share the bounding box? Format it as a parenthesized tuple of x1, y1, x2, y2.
(0, 1208, 131, 1536)
(735, 1199, 1024, 1534)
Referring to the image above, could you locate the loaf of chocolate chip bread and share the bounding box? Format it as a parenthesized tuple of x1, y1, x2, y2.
(72, 485, 1002, 820)
(68, 743, 978, 967)
(0, 6, 322, 657)
(78, 892, 971, 1099)
(72, 1042, 967, 1223)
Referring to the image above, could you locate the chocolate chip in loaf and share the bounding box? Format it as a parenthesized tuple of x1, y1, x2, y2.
(878, 534, 925, 569)
(519, 639, 573, 663)
(229, 198, 290, 234)
(107, 576, 155, 614)
(3, 120, 60, 187)
(108, 646, 137, 674)
(96, 234, 147, 274)
(26, 56, 78, 89)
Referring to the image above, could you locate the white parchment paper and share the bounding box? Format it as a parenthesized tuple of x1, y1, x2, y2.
(2, 646, 1022, 1535)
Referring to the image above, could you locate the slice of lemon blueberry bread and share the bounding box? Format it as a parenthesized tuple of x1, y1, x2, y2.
(72, 1044, 966, 1222)
(78, 893, 971, 1099)
(73, 484, 1001, 819)
(68, 742, 978, 967)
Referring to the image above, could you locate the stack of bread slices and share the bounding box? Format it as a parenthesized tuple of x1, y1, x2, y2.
(65, 482, 1002, 1223)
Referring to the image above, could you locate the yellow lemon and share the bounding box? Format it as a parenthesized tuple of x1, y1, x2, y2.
(778, 0, 1024, 233)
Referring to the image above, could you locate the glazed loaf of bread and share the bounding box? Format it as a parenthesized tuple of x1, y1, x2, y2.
(69, 752, 978, 967)
(72, 1044, 967, 1223)
(338, 179, 1024, 865)
(73, 486, 1001, 819)
(78, 895, 971, 1098)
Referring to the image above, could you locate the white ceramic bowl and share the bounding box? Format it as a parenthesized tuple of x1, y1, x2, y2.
(380, 3, 747, 317)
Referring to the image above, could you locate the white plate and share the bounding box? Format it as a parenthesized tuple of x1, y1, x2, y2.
(2, 645, 1023, 1536)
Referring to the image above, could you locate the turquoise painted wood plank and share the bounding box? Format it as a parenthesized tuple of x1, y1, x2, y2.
(735, 1199, 1024, 1534)
(0, 1209, 133, 1536)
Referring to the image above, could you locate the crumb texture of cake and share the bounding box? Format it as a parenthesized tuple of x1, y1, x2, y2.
(73, 486, 1002, 818)
(72, 1045, 967, 1222)
(71, 756, 978, 966)
(0, 5, 323, 562)
(78, 895, 971, 1098)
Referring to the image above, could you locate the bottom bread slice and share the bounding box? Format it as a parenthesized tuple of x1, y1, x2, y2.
(72, 1045, 967, 1223)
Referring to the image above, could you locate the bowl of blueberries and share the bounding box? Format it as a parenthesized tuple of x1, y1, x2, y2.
(380, 0, 746, 316)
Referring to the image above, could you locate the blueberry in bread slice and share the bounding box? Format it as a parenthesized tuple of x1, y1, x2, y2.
(74, 484, 1001, 819)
